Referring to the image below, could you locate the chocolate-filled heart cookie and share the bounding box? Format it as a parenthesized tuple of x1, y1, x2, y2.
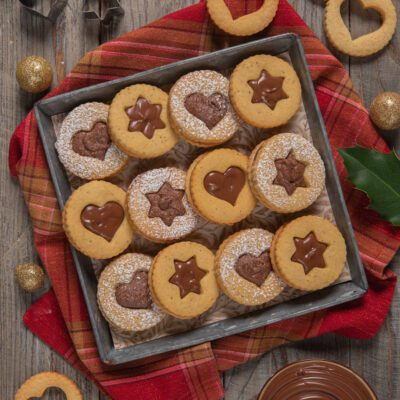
(169, 70, 239, 147)
(216, 228, 285, 306)
(186, 148, 256, 225)
(115, 270, 152, 309)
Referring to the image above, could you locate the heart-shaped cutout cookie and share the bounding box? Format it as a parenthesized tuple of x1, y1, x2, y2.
(203, 166, 245, 206)
(71, 121, 111, 160)
(184, 92, 228, 130)
(115, 270, 152, 309)
(324, 0, 397, 56)
(234, 252, 271, 287)
(15, 371, 83, 400)
(80, 201, 124, 241)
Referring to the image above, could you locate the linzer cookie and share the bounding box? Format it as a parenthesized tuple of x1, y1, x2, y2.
(169, 70, 240, 147)
(55, 102, 128, 180)
(186, 148, 256, 225)
(127, 167, 199, 243)
(215, 228, 285, 306)
(258, 360, 377, 400)
(270, 216, 346, 291)
(149, 241, 219, 319)
(230, 55, 301, 128)
(97, 253, 165, 335)
(62, 181, 133, 259)
(108, 84, 179, 158)
(249, 133, 325, 213)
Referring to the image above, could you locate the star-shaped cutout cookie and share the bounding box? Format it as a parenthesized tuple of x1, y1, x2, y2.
(291, 232, 329, 274)
(125, 97, 166, 139)
(248, 70, 288, 110)
(273, 151, 307, 195)
(145, 182, 186, 226)
(169, 256, 207, 298)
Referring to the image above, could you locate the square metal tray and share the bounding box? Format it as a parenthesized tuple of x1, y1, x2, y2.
(35, 33, 367, 365)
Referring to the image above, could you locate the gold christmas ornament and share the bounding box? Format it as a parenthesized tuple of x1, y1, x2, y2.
(16, 56, 53, 93)
(370, 92, 400, 131)
(15, 263, 45, 292)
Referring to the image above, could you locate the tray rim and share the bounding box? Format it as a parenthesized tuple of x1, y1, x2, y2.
(34, 33, 368, 365)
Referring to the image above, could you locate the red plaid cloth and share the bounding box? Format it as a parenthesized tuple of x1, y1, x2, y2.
(9, 1, 400, 399)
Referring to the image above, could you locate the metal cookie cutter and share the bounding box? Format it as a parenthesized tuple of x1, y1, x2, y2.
(19, 0, 68, 23)
(82, 0, 125, 25)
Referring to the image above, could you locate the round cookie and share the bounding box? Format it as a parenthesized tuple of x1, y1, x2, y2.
(186, 148, 257, 225)
(249, 133, 325, 213)
(230, 55, 301, 129)
(149, 241, 219, 319)
(169, 70, 240, 147)
(206, 0, 279, 37)
(215, 228, 286, 306)
(63, 181, 133, 259)
(270, 216, 346, 291)
(55, 102, 128, 180)
(108, 84, 179, 158)
(97, 253, 165, 335)
(127, 167, 199, 243)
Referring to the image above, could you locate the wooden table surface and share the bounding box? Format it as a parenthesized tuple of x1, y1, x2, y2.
(1, 1, 399, 398)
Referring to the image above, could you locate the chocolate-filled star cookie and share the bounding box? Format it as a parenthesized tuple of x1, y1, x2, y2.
(230, 55, 301, 129)
(127, 167, 200, 243)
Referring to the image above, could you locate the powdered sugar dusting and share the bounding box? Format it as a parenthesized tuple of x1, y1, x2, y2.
(218, 229, 286, 305)
(169, 70, 240, 143)
(127, 167, 200, 241)
(97, 253, 165, 334)
(55, 102, 128, 180)
(252, 133, 325, 210)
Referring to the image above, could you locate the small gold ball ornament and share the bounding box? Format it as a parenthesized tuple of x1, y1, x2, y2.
(15, 263, 45, 292)
(16, 56, 53, 93)
(370, 92, 400, 131)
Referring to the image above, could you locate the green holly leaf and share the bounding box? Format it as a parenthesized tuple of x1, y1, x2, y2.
(338, 146, 400, 226)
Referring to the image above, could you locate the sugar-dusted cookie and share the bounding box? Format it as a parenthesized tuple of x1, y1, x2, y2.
(169, 70, 240, 147)
(127, 167, 199, 243)
(15, 372, 83, 400)
(324, 0, 397, 57)
(230, 55, 301, 129)
(97, 253, 165, 335)
(186, 148, 256, 225)
(270, 216, 346, 291)
(149, 241, 219, 319)
(55, 102, 128, 180)
(206, 0, 279, 36)
(249, 133, 325, 213)
(63, 181, 133, 259)
(215, 228, 285, 306)
(108, 84, 179, 158)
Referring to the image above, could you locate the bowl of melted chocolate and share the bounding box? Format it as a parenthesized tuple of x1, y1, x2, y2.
(258, 359, 377, 400)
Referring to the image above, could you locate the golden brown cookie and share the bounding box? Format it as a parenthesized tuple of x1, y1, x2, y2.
(169, 70, 240, 147)
(108, 84, 179, 158)
(270, 216, 346, 291)
(63, 181, 133, 259)
(127, 167, 200, 243)
(15, 372, 83, 400)
(206, 0, 279, 36)
(149, 241, 219, 319)
(230, 55, 301, 129)
(215, 228, 285, 306)
(249, 133, 325, 213)
(97, 253, 165, 335)
(55, 102, 128, 180)
(186, 148, 256, 225)
(324, 0, 397, 57)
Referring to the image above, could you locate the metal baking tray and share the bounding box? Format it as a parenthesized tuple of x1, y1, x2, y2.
(35, 33, 367, 365)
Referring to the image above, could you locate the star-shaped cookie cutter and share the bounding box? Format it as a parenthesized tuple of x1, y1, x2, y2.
(82, 0, 124, 25)
(19, 0, 68, 23)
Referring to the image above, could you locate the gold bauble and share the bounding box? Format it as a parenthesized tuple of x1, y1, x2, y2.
(16, 56, 53, 94)
(370, 92, 400, 131)
(15, 263, 45, 292)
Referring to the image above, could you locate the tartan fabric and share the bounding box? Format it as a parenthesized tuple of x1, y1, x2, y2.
(9, 0, 400, 398)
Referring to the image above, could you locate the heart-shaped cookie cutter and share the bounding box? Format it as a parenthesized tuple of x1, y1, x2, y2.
(19, 0, 68, 23)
